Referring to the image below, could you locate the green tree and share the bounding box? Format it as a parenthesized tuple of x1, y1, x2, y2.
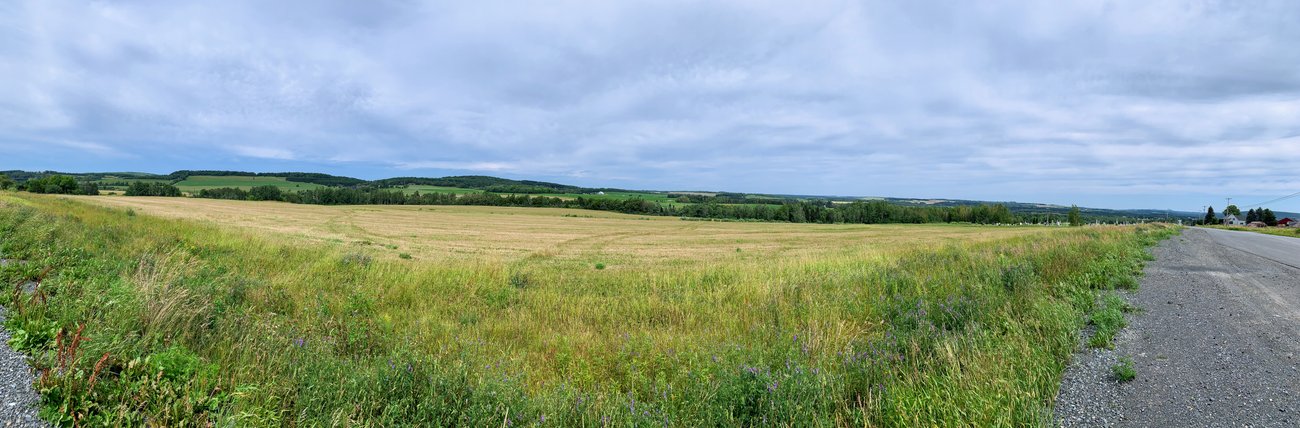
(1224, 204, 1241, 216)
(1263, 208, 1277, 226)
(76, 181, 100, 195)
(1204, 206, 1217, 225)
(0, 174, 13, 190)
(1068, 205, 1082, 226)
(24, 175, 78, 194)
(1246, 208, 1258, 223)
(247, 185, 283, 201)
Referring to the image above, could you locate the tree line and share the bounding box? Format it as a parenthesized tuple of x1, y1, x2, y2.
(1203, 204, 1283, 226)
(9, 174, 100, 195)
(190, 185, 1020, 225)
(124, 182, 182, 197)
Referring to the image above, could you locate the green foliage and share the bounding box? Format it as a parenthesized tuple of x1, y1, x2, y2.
(1087, 293, 1131, 348)
(1223, 204, 1241, 216)
(1068, 205, 1082, 226)
(124, 182, 181, 197)
(5, 318, 60, 352)
(246, 185, 282, 201)
(1204, 206, 1217, 225)
(22, 175, 93, 195)
(1111, 356, 1136, 382)
(0, 174, 15, 190)
(1262, 208, 1277, 226)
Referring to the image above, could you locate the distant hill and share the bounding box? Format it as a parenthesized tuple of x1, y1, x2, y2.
(2, 169, 1261, 221)
(373, 175, 587, 193)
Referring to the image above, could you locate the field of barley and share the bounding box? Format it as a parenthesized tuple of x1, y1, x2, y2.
(0, 193, 1176, 426)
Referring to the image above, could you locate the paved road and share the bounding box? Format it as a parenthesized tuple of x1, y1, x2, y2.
(1205, 227, 1300, 267)
(1056, 227, 1300, 427)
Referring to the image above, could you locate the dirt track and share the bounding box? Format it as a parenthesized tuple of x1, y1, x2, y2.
(1056, 228, 1300, 427)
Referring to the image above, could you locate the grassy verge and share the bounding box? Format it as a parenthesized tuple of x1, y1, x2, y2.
(0, 193, 1178, 426)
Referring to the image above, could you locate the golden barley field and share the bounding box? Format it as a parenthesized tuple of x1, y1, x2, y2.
(77, 195, 1046, 264)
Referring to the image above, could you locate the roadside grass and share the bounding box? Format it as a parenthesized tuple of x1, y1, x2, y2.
(1087, 293, 1134, 349)
(0, 193, 1178, 426)
(1111, 357, 1136, 383)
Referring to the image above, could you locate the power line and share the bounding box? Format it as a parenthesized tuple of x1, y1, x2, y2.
(1240, 190, 1300, 209)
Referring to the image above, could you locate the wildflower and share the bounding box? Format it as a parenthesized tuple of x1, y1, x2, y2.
(293, 337, 305, 348)
(768, 380, 779, 392)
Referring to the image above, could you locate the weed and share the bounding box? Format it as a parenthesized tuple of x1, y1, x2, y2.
(340, 252, 372, 267)
(1088, 292, 1129, 348)
(594, 263, 606, 270)
(398, 253, 412, 259)
(509, 271, 531, 289)
(1112, 356, 1136, 382)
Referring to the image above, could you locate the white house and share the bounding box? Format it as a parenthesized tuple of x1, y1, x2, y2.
(1223, 214, 1245, 226)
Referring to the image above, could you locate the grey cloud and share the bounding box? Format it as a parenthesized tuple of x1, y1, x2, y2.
(3, 0, 1300, 210)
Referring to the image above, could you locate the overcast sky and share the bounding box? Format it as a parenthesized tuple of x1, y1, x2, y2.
(3, 1, 1299, 212)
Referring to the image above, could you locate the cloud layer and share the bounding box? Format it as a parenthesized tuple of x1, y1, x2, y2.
(3, 0, 1299, 210)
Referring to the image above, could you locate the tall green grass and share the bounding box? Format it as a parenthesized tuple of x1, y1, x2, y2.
(0, 194, 1177, 426)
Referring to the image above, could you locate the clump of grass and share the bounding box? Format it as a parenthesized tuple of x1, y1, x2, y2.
(384, 244, 398, 250)
(340, 252, 372, 266)
(509, 272, 531, 289)
(1088, 292, 1131, 348)
(1112, 356, 1136, 382)
(594, 262, 605, 270)
(398, 253, 412, 260)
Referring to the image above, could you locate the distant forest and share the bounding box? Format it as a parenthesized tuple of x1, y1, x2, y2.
(0, 169, 1186, 224)
(192, 185, 1018, 224)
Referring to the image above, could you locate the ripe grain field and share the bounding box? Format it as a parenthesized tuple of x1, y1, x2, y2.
(0, 193, 1176, 426)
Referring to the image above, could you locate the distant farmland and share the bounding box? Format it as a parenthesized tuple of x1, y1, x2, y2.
(1, 193, 1175, 425)
(174, 175, 327, 191)
(95, 175, 327, 194)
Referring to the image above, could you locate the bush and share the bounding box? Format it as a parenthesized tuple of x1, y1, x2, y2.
(125, 182, 181, 197)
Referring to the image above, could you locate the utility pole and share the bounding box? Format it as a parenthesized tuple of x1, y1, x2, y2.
(1225, 197, 1232, 210)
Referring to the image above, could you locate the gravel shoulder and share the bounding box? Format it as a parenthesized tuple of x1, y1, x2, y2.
(0, 307, 48, 427)
(1055, 228, 1300, 427)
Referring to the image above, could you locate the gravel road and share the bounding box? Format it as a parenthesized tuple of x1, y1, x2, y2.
(0, 307, 47, 427)
(1056, 227, 1300, 427)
